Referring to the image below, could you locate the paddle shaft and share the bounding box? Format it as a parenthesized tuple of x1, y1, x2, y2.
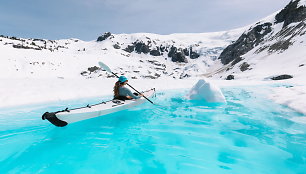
(110, 72, 154, 104)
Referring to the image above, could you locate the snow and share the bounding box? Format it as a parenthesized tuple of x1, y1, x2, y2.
(0, 28, 244, 80)
(1, 5, 306, 121)
(0, 77, 268, 109)
(0, 78, 194, 108)
(298, 0, 306, 7)
(186, 79, 226, 103)
(269, 84, 306, 115)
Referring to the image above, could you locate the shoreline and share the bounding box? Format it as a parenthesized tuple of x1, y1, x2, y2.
(1, 78, 305, 116)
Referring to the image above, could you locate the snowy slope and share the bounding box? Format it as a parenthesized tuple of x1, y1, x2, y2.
(204, 0, 306, 117)
(0, 28, 244, 80)
(211, 0, 306, 82)
(1, 0, 306, 117)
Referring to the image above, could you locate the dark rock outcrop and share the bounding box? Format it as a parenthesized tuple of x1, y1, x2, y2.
(183, 48, 189, 56)
(80, 71, 88, 76)
(231, 56, 243, 66)
(190, 51, 200, 59)
(123, 45, 135, 53)
(240, 62, 250, 72)
(226, 75, 235, 80)
(160, 45, 167, 52)
(219, 0, 306, 65)
(150, 49, 161, 56)
(135, 42, 150, 54)
(275, 0, 306, 27)
(88, 66, 99, 73)
(97, 32, 112, 42)
(113, 44, 121, 49)
(189, 47, 200, 59)
(173, 52, 187, 63)
(267, 21, 306, 52)
(13, 44, 42, 50)
(218, 22, 273, 65)
(271, 74, 293, 80)
(168, 46, 177, 59)
(168, 46, 188, 63)
(123, 41, 199, 63)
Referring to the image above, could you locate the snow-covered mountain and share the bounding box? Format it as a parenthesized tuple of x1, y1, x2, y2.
(210, 0, 306, 81)
(0, 29, 243, 80)
(1, 0, 306, 82)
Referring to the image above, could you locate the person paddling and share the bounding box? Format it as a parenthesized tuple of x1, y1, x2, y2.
(113, 76, 144, 100)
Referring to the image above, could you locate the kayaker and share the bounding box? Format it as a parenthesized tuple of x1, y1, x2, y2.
(113, 76, 143, 100)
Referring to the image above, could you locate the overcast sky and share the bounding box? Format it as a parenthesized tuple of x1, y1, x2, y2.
(0, 0, 291, 41)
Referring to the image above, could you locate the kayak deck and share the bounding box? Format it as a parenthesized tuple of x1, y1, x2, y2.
(42, 88, 155, 127)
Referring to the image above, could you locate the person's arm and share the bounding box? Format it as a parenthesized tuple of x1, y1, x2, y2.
(123, 87, 141, 99)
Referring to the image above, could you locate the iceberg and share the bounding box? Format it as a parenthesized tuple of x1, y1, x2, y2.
(186, 79, 226, 103)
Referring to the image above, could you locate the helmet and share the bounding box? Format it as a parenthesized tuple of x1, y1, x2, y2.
(118, 76, 128, 83)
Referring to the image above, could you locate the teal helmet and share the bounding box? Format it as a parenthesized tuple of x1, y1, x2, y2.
(118, 76, 128, 83)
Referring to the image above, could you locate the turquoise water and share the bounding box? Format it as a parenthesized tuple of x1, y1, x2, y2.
(0, 87, 306, 174)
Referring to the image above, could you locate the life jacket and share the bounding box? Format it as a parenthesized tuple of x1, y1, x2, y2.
(113, 93, 139, 101)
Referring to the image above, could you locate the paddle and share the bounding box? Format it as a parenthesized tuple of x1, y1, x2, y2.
(98, 61, 155, 104)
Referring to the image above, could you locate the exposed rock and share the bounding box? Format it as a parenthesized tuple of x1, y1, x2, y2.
(107, 74, 116, 78)
(275, 0, 306, 27)
(299, 64, 305, 67)
(88, 66, 99, 73)
(178, 52, 188, 63)
(190, 47, 200, 59)
(147, 60, 166, 68)
(173, 52, 188, 63)
(97, 32, 112, 42)
(142, 74, 160, 79)
(134, 42, 150, 54)
(154, 73, 161, 78)
(231, 56, 243, 66)
(80, 71, 88, 76)
(168, 46, 188, 63)
(10, 36, 18, 40)
(113, 44, 121, 49)
(158, 46, 164, 52)
(268, 40, 292, 52)
(33, 38, 45, 42)
(190, 51, 200, 59)
(271, 74, 293, 80)
(226, 75, 235, 80)
(123, 45, 135, 53)
(168, 46, 177, 58)
(12, 44, 41, 50)
(183, 48, 189, 56)
(150, 49, 161, 56)
(179, 73, 191, 79)
(268, 21, 306, 52)
(218, 23, 272, 65)
(240, 62, 250, 72)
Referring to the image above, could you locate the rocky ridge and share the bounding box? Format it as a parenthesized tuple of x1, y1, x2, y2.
(1, 29, 241, 80)
(213, 0, 306, 80)
(2, 0, 305, 81)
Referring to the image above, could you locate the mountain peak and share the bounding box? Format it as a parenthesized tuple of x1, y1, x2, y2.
(275, 0, 306, 27)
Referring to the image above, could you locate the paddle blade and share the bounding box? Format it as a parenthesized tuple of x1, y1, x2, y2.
(98, 61, 112, 73)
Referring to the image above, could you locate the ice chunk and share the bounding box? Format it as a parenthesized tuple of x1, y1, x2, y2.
(186, 79, 226, 103)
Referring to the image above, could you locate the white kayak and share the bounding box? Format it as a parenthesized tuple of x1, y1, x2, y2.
(42, 88, 155, 127)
